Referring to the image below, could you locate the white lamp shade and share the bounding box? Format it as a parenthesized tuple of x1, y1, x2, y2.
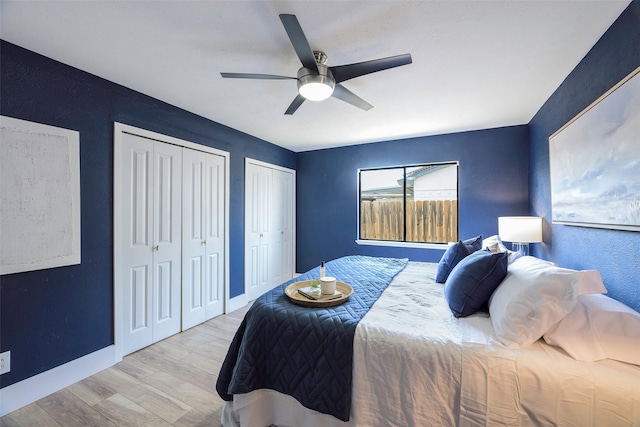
(498, 216, 542, 243)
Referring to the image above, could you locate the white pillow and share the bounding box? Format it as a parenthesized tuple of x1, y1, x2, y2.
(482, 235, 508, 253)
(499, 256, 607, 295)
(482, 235, 524, 264)
(543, 294, 640, 365)
(489, 256, 584, 348)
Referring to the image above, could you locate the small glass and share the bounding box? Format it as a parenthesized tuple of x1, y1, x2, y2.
(309, 279, 321, 297)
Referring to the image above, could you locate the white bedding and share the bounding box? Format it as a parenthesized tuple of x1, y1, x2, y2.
(223, 261, 640, 426)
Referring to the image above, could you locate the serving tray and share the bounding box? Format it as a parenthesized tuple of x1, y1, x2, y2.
(285, 280, 353, 308)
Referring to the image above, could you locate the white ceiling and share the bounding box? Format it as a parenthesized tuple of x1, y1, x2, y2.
(0, 1, 631, 152)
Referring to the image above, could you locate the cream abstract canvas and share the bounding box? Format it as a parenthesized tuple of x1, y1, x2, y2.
(549, 66, 640, 231)
(0, 116, 81, 274)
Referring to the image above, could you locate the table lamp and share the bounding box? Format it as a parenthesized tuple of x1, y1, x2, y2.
(498, 216, 542, 257)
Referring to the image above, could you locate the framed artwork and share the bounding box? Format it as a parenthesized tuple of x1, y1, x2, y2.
(549, 66, 640, 232)
(0, 116, 81, 274)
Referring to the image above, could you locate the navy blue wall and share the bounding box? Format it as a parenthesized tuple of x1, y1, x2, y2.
(296, 125, 529, 271)
(0, 40, 296, 388)
(529, 1, 640, 313)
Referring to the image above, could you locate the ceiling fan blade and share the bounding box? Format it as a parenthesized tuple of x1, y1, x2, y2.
(279, 14, 319, 73)
(220, 72, 295, 80)
(332, 84, 373, 111)
(285, 94, 306, 115)
(329, 53, 412, 83)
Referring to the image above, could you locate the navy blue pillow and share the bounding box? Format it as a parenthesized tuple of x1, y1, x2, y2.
(444, 250, 508, 318)
(436, 241, 470, 283)
(435, 235, 483, 283)
(463, 235, 482, 252)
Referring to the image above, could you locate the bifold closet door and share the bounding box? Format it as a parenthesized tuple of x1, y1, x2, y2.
(245, 162, 272, 302)
(271, 169, 293, 287)
(119, 133, 182, 356)
(182, 148, 225, 330)
(245, 160, 295, 301)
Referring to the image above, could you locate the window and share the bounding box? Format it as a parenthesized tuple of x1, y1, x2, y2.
(359, 163, 458, 244)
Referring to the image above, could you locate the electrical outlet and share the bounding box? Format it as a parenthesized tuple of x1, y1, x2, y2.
(0, 351, 10, 375)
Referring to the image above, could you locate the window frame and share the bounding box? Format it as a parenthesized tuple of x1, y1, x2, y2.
(356, 161, 459, 249)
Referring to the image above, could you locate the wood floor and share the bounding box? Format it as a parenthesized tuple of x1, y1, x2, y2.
(0, 304, 251, 427)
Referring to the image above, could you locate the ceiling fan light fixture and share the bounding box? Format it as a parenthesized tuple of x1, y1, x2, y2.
(297, 64, 335, 101)
(299, 80, 334, 101)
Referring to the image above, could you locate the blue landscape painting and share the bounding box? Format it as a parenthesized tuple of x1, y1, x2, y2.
(549, 67, 640, 231)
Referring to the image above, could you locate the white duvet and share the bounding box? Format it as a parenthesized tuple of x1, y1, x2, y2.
(223, 262, 640, 426)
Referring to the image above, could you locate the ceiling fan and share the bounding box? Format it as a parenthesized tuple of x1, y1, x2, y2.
(220, 14, 412, 115)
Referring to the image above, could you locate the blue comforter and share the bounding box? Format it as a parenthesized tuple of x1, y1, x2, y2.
(216, 255, 409, 421)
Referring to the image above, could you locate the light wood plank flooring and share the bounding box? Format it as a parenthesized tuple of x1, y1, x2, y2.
(1, 304, 251, 427)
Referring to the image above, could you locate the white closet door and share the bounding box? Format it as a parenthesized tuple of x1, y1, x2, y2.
(120, 133, 154, 355)
(244, 162, 261, 301)
(204, 153, 225, 319)
(258, 167, 272, 296)
(271, 169, 294, 286)
(245, 162, 272, 301)
(245, 160, 295, 301)
(152, 142, 182, 342)
(115, 122, 230, 358)
(280, 169, 294, 282)
(119, 133, 182, 354)
(182, 148, 207, 329)
(182, 148, 226, 329)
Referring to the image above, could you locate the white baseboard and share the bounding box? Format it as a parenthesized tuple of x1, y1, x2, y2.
(0, 345, 119, 417)
(226, 293, 248, 313)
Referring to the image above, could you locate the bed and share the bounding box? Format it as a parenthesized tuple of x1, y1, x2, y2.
(217, 254, 640, 426)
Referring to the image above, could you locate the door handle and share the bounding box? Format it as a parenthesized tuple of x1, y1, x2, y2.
(153, 245, 159, 251)
(201, 240, 206, 245)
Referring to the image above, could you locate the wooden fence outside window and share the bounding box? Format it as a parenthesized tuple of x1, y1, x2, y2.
(360, 199, 458, 243)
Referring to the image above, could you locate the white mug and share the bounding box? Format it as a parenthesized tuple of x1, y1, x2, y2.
(320, 276, 337, 294)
